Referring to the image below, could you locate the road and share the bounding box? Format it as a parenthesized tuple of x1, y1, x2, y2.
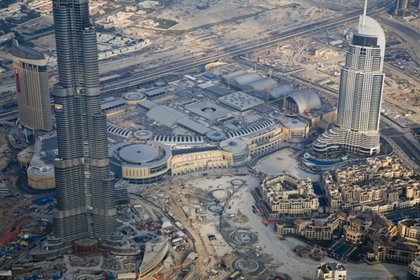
(381, 121, 420, 171)
(99, 0, 395, 94)
(378, 17, 420, 42)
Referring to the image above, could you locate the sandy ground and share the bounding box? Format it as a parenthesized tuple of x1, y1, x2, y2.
(128, 164, 408, 279)
(254, 148, 320, 182)
(225, 182, 407, 280)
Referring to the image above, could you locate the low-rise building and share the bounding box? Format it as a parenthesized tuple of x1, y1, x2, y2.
(322, 156, 417, 213)
(316, 262, 346, 280)
(367, 234, 420, 263)
(398, 219, 420, 244)
(276, 219, 333, 240)
(408, 256, 420, 280)
(259, 174, 319, 218)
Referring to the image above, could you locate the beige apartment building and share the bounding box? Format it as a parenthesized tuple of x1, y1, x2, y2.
(259, 174, 319, 218)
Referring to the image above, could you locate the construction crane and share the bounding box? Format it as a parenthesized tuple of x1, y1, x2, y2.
(151, 255, 211, 280)
(267, 68, 273, 79)
(226, 64, 239, 89)
(267, 94, 290, 110)
(249, 49, 267, 72)
(300, 85, 312, 114)
(265, 85, 279, 103)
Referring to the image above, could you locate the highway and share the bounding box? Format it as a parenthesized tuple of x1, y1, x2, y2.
(378, 17, 420, 42)
(99, 0, 395, 94)
(391, 136, 420, 166)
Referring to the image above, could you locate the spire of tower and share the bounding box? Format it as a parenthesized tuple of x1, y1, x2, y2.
(362, 0, 368, 28)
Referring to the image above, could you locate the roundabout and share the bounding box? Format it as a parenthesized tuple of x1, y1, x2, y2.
(229, 230, 258, 246)
(231, 179, 246, 187)
(233, 258, 262, 274)
(210, 189, 230, 201)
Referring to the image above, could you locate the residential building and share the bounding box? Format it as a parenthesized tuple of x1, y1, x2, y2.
(398, 219, 420, 244)
(367, 234, 420, 263)
(408, 256, 420, 280)
(276, 219, 333, 240)
(322, 156, 417, 213)
(316, 262, 347, 280)
(258, 174, 319, 218)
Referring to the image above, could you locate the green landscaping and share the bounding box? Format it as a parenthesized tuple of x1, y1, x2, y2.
(155, 18, 178, 29)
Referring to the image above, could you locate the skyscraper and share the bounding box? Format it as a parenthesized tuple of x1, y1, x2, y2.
(313, 2, 385, 156)
(13, 40, 52, 131)
(51, 0, 116, 245)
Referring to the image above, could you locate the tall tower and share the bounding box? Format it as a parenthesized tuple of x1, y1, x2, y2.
(313, 1, 385, 155)
(13, 40, 52, 132)
(51, 0, 116, 244)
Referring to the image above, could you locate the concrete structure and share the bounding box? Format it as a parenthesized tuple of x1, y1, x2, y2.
(17, 145, 34, 168)
(286, 89, 321, 114)
(258, 174, 319, 218)
(109, 140, 237, 182)
(242, 126, 283, 156)
(171, 147, 233, 175)
(316, 263, 347, 280)
(276, 219, 333, 240)
(133, 130, 154, 142)
(153, 135, 205, 147)
(27, 133, 57, 190)
(122, 92, 146, 105)
(269, 85, 295, 99)
(138, 242, 169, 280)
(12, 40, 52, 131)
(408, 256, 420, 280)
(141, 87, 166, 98)
(322, 156, 416, 213)
(109, 141, 172, 184)
(367, 234, 420, 263)
(185, 100, 231, 121)
(177, 118, 213, 135)
(313, 9, 385, 155)
(394, 0, 409, 16)
(206, 131, 226, 142)
(224, 70, 278, 92)
(218, 92, 265, 112)
(146, 105, 187, 127)
(398, 219, 420, 244)
(219, 138, 250, 166)
(271, 113, 309, 142)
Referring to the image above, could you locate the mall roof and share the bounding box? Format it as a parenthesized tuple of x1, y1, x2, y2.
(186, 100, 231, 121)
(142, 87, 166, 97)
(249, 78, 278, 91)
(138, 100, 158, 110)
(288, 89, 321, 114)
(27, 134, 57, 178)
(228, 72, 262, 90)
(101, 99, 126, 110)
(205, 85, 232, 96)
(269, 85, 295, 99)
(177, 118, 213, 135)
(146, 105, 187, 127)
(218, 92, 265, 111)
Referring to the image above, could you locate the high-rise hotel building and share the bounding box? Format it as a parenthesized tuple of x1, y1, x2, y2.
(51, 0, 116, 245)
(313, 10, 385, 155)
(13, 40, 52, 131)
